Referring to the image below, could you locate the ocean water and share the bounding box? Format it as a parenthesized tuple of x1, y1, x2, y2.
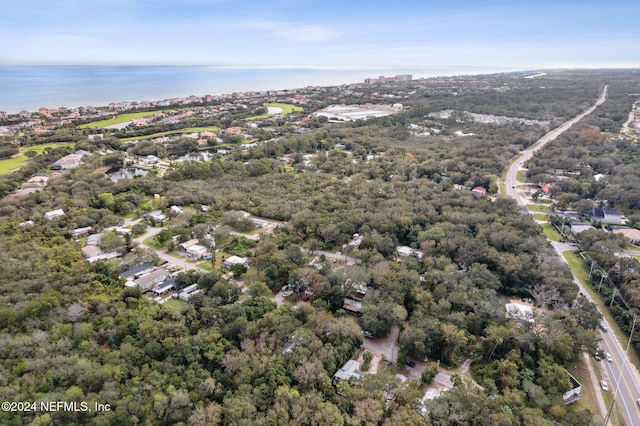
(0, 65, 514, 114)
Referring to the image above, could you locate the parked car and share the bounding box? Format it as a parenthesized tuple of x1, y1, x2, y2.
(406, 360, 416, 368)
(362, 331, 373, 339)
(601, 380, 609, 391)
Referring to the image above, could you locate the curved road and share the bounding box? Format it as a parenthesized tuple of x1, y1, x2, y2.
(504, 86, 640, 426)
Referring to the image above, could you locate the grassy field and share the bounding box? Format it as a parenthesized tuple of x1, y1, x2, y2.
(568, 359, 602, 423)
(532, 213, 549, 221)
(79, 110, 163, 129)
(527, 204, 552, 213)
(516, 170, 526, 182)
(541, 223, 562, 241)
(245, 102, 304, 121)
(119, 126, 219, 142)
(267, 103, 304, 114)
(0, 142, 75, 175)
(164, 298, 187, 311)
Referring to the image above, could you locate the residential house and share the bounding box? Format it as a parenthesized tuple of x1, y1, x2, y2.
(147, 210, 167, 224)
(179, 239, 199, 251)
(223, 255, 249, 269)
(332, 360, 365, 386)
(87, 233, 102, 246)
(72, 226, 92, 237)
(179, 284, 201, 301)
(590, 208, 624, 224)
(151, 278, 175, 297)
(52, 150, 89, 170)
(170, 205, 184, 215)
(134, 268, 170, 291)
(86, 252, 120, 263)
(119, 262, 155, 281)
(81, 245, 103, 259)
(186, 244, 208, 259)
(343, 298, 363, 314)
(44, 209, 65, 220)
(396, 246, 424, 260)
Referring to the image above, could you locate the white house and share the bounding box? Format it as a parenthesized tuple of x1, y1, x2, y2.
(147, 210, 167, 224)
(44, 209, 65, 220)
(223, 255, 249, 269)
(179, 284, 201, 301)
(186, 244, 208, 259)
(72, 226, 92, 237)
(170, 205, 184, 215)
(396, 246, 424, 259)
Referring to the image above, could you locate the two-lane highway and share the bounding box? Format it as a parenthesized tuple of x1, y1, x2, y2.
(503, 85, 640, 425)
(505, 86, 608, 205)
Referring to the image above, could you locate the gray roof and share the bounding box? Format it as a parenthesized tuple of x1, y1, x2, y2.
(119, 262, 155, 279)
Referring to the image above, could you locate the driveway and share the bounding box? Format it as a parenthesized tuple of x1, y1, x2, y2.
(362, 325, 399, 363)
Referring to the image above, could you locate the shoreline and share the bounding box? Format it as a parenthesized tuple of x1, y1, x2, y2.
(0, 65, 520, 114)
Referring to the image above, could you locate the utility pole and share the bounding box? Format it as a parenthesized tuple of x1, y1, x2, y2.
(598, 273, 608, 293)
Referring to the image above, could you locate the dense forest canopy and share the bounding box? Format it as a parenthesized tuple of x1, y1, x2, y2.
(0, 69, 638, 425)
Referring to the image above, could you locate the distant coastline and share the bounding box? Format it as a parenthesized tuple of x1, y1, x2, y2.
(0, 65, 516, 114)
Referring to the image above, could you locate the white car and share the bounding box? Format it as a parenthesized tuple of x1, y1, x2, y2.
(605, 353, 613, 362)
(601, 380, 609, 391)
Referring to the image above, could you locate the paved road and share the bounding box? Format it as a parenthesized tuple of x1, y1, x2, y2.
(131, 221, 205, 272)
(504, 86, 608, 204)
(362, 325, 400, 363)
(600, 327, 640, 425)
(502, 86, 640, 425)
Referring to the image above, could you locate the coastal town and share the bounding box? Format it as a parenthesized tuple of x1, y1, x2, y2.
(3, 70, 640, 424)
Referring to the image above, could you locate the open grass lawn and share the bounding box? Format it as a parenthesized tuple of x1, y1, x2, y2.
(142, 235, 163, 250)
(541, 223, 562, 241)
(245, 102, 303, 121)
(196, 262, 213, 272)
(527, 204, 552, 213)
(79, 110, 163, 129)
(532, 213, 549, 221)
(119, 126, 219, 142)
(0, 142, 75, 175)
(568, 359, 604, 422)
(516, 170, 526, 182)
(266, 102, 304, 114)
(164, 298, 187, 311)
(498, 182, 506, 196)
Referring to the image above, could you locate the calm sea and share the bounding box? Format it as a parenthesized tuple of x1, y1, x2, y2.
(0, 65, 515, 113)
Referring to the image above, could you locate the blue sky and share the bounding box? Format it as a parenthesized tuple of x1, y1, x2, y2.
(1, 0, 638, 68)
